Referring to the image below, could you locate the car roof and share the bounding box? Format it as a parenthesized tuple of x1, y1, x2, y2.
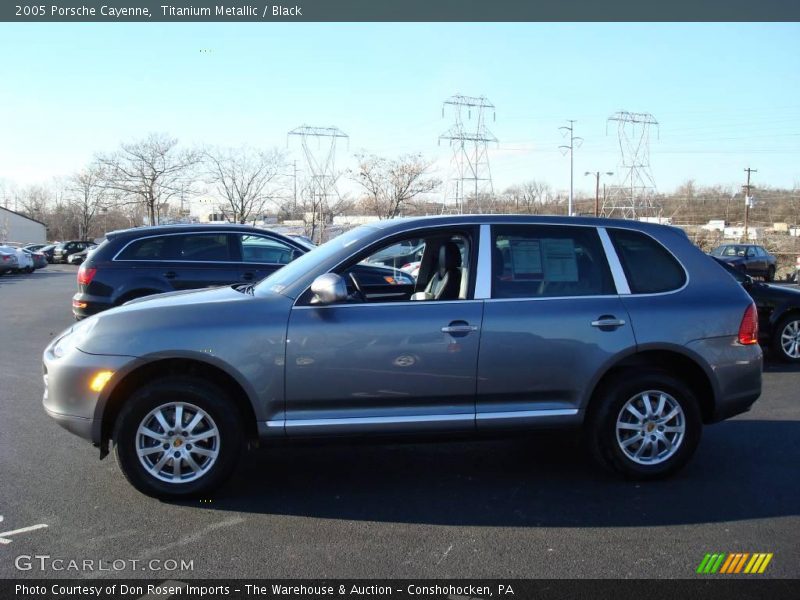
(365, 214, 686, 236)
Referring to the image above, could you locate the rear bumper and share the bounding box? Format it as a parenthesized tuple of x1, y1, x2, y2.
(686, 337, 763, 423)
(72, 292, 113, 319)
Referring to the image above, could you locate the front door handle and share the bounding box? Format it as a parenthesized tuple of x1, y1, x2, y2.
(441, 322, 478, 335)
(591, 317, 626, 328)
(163, 271, 177, 279)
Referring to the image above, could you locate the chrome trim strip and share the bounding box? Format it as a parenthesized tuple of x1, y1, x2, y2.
(598, 227, 631, 295)
(485, 294, 618, 303)
(284, 413, 475, 428)
(474, 224, 492, 299)
(477, 409, 579, 420)
(265, 419, 284, 428)
(293, 299, 483, 310)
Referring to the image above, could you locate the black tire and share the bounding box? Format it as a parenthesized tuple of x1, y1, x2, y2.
(766, 266, 775, 282)
(586, 370, 702, 480)
(113, 376, 243, 499)
(771, 314, 800, 363)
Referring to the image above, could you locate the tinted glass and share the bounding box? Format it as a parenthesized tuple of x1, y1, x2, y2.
(177, 234, 231, 261)
(240, 235, 295, 264)
(492, 225, 614, 298)
(609, 229, 686, 294)
(117, 236, 170, 260)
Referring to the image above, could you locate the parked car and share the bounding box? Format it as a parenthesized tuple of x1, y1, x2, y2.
(23, 243, 48, 253)
(710, 244, 777, 281)
(72, 224, 412, 319)
(45, 216, 762, 498)
(0, 249, 19, 275)
(52, 240, 95, 264)
(39, 244, 58, 263)
(0, 244, 34, 273)
(67, 244, 97, 265)
(713, 257, 800, 362)
(22, 248, 48, 269)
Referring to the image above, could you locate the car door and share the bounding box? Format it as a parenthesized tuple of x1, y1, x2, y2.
(236, 233, 303, 284)
(745, 246, 760, 275)
(283, 227, 482, 435)
(476, 224, 636, 429)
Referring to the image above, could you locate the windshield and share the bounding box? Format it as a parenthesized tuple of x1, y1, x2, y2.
(255, 226, 375, 296)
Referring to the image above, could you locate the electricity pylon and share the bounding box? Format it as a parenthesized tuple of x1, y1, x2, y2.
(439, 95, 498, 214)
(287, 125, 348, 242)
(602, 111, 661, 219)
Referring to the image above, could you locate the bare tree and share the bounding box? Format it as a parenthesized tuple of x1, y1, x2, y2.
(351, 153, 440, 220)
(67, 164, 110, 239)
(204, 146, 286, 224)
(97, 133, 200, 226)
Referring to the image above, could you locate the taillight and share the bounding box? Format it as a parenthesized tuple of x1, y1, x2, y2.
(77, 266, 96, 286)
(738, 303, 759, 345)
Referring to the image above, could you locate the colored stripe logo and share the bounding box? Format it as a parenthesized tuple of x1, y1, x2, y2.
(697, 553, 773, 574)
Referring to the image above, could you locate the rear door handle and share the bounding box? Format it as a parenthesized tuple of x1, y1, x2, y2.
(591, 317, 626, 328)
(441, 322, 478, 335)
(163, 271, 177, 279)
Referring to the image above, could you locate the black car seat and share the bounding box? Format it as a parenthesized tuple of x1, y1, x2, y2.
(423, 241, 462, 300)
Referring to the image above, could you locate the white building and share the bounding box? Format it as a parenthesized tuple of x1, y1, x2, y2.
(0, 206, 47, 244)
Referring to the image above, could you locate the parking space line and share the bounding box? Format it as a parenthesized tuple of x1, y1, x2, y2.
(0, 523, 49, 544)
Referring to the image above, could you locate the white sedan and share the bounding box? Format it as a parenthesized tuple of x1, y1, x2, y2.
(0, 245, 34, 273)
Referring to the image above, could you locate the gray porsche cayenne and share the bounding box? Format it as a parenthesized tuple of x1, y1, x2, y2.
(43, 215, 762, 498)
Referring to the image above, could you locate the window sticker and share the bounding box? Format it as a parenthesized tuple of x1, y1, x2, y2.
(509, 239, 542, 279)
(542, 238, 578, 282)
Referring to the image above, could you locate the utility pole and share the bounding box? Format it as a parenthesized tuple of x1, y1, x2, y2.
(292, 159, 298, 217)
(743, 167, 757, 242)
(585, 171, 614, 217)
(559, 120, 582, 216)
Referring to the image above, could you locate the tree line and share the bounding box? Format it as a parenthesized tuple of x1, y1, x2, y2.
(1, 132, 798, 244)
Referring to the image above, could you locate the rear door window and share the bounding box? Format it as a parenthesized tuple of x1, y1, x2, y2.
(491, 225, 614, 298)
(239, 234, 297, 264)
(608, 228, 686, 294)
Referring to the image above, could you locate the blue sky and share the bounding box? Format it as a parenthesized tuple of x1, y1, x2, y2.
(0, 22, 798, 197)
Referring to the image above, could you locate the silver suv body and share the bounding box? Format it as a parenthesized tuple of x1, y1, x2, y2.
(43, 216, 762, 497)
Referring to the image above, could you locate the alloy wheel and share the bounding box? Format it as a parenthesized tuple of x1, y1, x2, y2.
(615, 390, 685, 465)
(135, 402, 220, 484)
(780, 319, 800, 359)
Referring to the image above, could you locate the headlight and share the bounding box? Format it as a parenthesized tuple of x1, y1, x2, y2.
(52, 319, 98, 358)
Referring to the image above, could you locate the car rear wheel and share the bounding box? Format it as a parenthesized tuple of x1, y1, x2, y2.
(587, 370, 702, 479)
(773, 314, 800, 363)
(113, 377, 243, 499)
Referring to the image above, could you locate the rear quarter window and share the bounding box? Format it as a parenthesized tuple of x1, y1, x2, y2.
(608, 229, 687, 294)
(116, 236, 171, 260)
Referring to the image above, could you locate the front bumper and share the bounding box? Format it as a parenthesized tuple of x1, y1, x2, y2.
(43, 346, 135, 444)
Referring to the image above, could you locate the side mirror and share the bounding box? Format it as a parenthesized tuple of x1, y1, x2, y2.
(310, 273, 348, 305)
(743, 274, 754, 287)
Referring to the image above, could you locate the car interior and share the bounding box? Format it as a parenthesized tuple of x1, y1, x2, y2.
(340, 233, 471, 303)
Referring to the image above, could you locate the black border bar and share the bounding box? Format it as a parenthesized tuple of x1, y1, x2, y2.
(2, 1, 800, 22)
(3, 579, 800, 600)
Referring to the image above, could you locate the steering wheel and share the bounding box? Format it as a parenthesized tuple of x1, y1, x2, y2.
(348, 272, 367, 302)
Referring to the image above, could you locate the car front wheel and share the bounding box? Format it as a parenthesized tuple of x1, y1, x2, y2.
(773, 314, 800, 363)
(587, 371, 702, 479)
(113, 377, 243, 499)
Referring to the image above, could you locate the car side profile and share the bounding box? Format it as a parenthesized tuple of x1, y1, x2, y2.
(43, 215, 762, 498)
(72, 224, 412, 319)
(710, 244, 777, 281)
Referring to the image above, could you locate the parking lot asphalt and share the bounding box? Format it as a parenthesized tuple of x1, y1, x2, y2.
(0, 266, 798, 579)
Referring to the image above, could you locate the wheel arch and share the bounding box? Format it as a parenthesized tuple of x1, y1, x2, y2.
(93, 354, 261, 457)
(584, 346, 718, 424)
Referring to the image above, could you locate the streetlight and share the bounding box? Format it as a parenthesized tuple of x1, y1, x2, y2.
(585, 171, 614, 217)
